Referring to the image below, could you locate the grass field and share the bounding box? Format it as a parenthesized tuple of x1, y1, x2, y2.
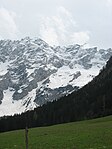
(0, 116, 112, 149)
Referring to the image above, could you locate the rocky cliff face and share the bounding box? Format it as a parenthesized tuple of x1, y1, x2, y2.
(0, 37, 112, 116)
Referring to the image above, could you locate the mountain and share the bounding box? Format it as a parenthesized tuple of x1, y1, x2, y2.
(0, 56, 112, 132)
(0, 37, 112, 117)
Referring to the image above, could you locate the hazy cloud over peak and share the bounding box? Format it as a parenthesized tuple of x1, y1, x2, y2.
(0, 7, 19, 39)
(0, 0, 112, 48)
(39, 6, 90, 46)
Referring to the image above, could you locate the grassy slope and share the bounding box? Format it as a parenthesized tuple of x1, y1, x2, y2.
(0, 116, 112, 149)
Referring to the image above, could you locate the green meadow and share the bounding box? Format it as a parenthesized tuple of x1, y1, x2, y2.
(0, 115, 112, 149)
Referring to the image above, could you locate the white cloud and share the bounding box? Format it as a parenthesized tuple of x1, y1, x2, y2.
(0, 8, 19, 40)
(39, 6, 90, 46)
(0, 0, 111, 48)
(40, 17, 59, 45)
(71, 32, 90, 45)
(107, 0, 112, 4)
(106, 0, 112, 8)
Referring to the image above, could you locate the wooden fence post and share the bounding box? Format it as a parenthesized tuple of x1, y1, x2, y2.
(25, 126, 28, 149)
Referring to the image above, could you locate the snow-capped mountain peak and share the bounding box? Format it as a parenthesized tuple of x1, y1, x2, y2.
(0, 37, 112, 117)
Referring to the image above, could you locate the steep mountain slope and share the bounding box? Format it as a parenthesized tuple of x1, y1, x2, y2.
(0, 56, 112, 132)
(0, 37, 112, 116)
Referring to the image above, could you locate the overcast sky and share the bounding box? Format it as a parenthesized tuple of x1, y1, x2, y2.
(0, 0, 112, 48)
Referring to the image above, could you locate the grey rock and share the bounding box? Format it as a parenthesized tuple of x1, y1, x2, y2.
(0, 37, 112, 115)
(35, 85, 78, 105)
(0, 90, 3, 104)
(13, 89, 28, 100)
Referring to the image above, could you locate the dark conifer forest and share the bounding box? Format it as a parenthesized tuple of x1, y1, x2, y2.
(0, 57, 112, 132)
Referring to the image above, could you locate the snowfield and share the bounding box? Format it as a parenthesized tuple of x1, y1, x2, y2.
(0, 37, 112, 117)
